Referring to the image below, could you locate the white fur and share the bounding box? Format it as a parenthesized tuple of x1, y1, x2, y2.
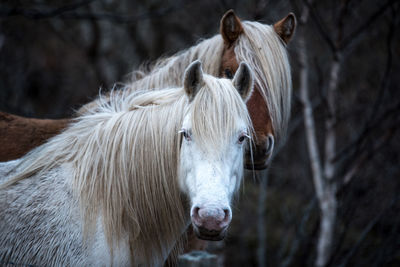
(179, 114, 246, 218)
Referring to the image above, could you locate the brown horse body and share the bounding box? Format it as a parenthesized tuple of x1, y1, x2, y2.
(0, 112, 69, 161)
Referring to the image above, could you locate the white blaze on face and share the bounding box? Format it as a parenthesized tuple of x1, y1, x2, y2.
(178, 60, 253, 240)
(179, 115, 248, 240)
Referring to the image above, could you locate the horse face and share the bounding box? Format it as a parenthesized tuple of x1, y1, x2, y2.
(221, 49, 275, 170)
(220, 10, 296, 170)
(243, 88, 275, 170)
(179, 60, 252, 240)
(179, 116, 248, 241)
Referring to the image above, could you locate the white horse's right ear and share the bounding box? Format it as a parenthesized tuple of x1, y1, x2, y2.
(184, 60, 204, 101)
(232, 62, 254, 102)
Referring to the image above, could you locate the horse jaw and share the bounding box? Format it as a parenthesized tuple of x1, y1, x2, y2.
(178, 116, 245, 241)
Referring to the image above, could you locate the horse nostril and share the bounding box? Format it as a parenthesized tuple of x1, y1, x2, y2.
(192, 206, 200, 218)
(265, 134, 274, 155)
(221, 208, 231, 226)
(258, 134, 275, 156)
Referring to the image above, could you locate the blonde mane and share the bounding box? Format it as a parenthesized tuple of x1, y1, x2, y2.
(237, 21, 292, 141)
(80, 20, 291, 142)
(2, 74, 251, 265)
(131, 21, 291, 141)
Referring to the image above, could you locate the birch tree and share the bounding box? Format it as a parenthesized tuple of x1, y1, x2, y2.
(296, 0, 398, 266)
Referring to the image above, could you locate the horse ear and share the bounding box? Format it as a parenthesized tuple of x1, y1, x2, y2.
(220, 9, 244, 45)
(273, 13, 296, 44)
(183, 60, 204, 101)
(232, 62, 254, 102)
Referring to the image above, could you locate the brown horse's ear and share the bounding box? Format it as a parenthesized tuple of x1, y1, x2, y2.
(183, 60, 204, 101)
(273, 13, 296, 44)
(220, 10, 244, 45)
(232, 62, 254, 102)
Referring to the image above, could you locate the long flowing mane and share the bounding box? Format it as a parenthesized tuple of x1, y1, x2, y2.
(79, 20, 291, 143)
(121, 21, 291, 141)
(237, 21, 292, 140)
(1, 74, 251, 265)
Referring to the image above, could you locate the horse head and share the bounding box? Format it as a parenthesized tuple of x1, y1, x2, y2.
(179, 60, 253, 240)
(219, 10, 296, 170)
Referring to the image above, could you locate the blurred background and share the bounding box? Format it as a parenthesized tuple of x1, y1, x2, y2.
(0, 0, 399, 266)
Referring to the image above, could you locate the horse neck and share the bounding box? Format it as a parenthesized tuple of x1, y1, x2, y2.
(3, 90, 191, 265)
(72, 92, 191, 265)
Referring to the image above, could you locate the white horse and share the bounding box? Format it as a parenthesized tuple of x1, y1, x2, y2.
(0, 61, 253, 266)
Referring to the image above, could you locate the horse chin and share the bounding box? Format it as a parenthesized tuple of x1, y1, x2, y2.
(192, 224, 227, 241)
(244, 147, 272, 170)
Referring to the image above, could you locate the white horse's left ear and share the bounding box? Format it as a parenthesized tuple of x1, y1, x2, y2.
(184, 60, 204, 101)
(274, 13, 297, 44)
(232, 62, 254, 102)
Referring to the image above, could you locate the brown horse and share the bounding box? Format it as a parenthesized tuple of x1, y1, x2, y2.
(0, 10, 296, 171)
(0, 112, 69, 161)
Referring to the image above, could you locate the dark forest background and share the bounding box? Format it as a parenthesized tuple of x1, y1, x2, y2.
(0, 0, 399, 266)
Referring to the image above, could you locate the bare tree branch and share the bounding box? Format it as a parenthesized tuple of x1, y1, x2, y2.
(341, 128, 396, 185)
(0, 0, 95, 19)
(338, 194, 399, 267)
(298, 13, 325, 202)
(302, 0, 337, 54)
(0, 1, 183, 24)
(280, 197, 317, 267)
(257, 170, 269, 267)
(333, 101, 400, 166)
(297, 4, 338, 266)
(332, 7, 398, 164)
(340, 0, 395, 49)
(323, 56, 340, 181)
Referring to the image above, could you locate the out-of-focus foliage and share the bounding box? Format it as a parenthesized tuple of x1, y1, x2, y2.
(0, 0, 399, 266)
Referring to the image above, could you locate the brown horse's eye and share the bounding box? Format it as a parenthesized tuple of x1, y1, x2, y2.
(224, 69, 233, 79)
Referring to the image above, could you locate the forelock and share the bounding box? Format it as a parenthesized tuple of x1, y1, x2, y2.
(189, 75, 252, 155)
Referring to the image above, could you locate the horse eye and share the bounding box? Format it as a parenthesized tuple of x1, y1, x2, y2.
(224, 69, 233, 79)
(180, 129, 191, 141)
(238, 133, 248, 144)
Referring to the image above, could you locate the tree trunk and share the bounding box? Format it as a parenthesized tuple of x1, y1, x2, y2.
(315, 187, 337, 267)
(298, 8, 340, 266)
(257, 170, 269, 267)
